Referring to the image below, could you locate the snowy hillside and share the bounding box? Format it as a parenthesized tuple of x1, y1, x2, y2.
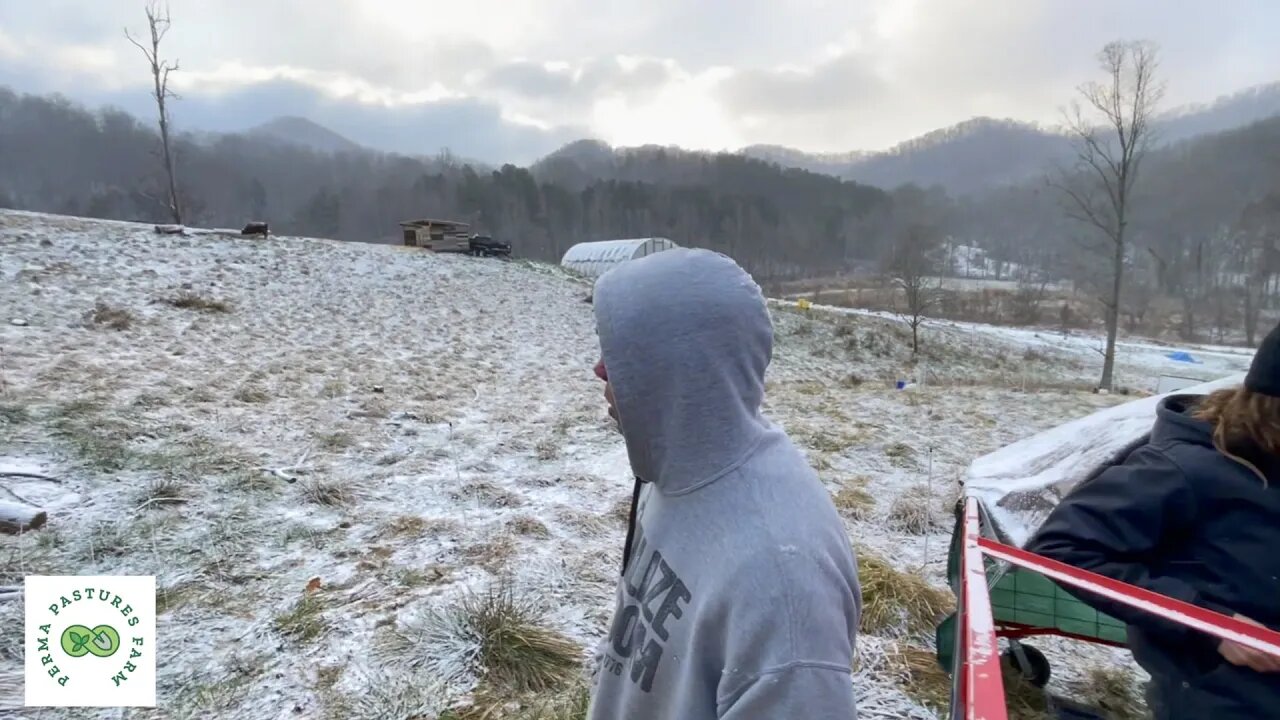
(0, 211, 1252, 718)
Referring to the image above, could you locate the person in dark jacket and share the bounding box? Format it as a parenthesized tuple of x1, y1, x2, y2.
(1027, 325, 1280, 720)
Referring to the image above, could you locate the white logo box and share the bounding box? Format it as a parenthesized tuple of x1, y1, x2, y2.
(24, 575, 157, 707)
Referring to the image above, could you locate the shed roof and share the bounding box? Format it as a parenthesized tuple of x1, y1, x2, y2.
(399, 218, 470, 229)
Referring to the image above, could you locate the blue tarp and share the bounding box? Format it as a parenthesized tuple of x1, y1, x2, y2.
(1166, 351, 1200, 364)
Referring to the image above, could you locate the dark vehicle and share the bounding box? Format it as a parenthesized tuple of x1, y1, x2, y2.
(469, 234, 511, 257)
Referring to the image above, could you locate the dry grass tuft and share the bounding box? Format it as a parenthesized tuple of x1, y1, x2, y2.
(807, 431, 855, 454)
(320, 380, 347, 399)
(302, 478, 354, 507)
(858, 548, 953, 635)
(233, 384, 271, 404)
(463, 534, 518, 571)
(391, 583, 581, 698)
(456, 481, 524, 508)
(888, 644, 951, 713)
(89, 301, 133, 330)
(890, 643, 1052, 720)
(508, 515, 551, 537)
(155, 582, 202, 615)
(163, 291, 232, 313)
(833, 478, 875, 520)
(135, 476, 187, 509)
(273, 595, 328, 642)
(385, 515, 429, 537)
(1074, 667, 1146, 720)
(319, 430, 356, 451)
(451, 681, 591, 720)
(887, 485, 945, 535)
(885, 442, 917, 467)
(610, 498, 632, 523)
(458, 587, 581, 694)
(535, 439, 560, 461)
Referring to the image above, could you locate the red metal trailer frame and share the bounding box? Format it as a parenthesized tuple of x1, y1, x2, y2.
(953, 497, 1280, 720)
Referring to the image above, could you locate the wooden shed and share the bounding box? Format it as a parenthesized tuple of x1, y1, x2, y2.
(400, 218, 472, 252)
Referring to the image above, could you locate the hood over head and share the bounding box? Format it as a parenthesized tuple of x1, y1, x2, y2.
(593, 248, 773, 494)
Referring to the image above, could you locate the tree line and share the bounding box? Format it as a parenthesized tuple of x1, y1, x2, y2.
(0, 85, 906, 283)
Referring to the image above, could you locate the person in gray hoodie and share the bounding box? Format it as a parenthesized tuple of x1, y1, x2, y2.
(587, 247, 862, 719)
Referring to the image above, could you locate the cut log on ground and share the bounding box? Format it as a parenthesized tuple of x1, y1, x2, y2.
(0, 471, 62, 483)
(0, 500, 47, 534)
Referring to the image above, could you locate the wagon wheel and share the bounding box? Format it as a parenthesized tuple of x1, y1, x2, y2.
(1002, 642, 1051, 688)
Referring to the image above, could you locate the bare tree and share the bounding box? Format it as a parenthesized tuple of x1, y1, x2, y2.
(1237, 193, 1280, 345)
(887, 223, 944, 355)
(126, 2, 183, 225)
(1053, 40, 1164, 390)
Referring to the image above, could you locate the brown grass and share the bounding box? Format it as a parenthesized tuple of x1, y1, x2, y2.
(858, 548, 953, 635)
(890, 644, 1052, 720)
(887, 485, 945, 535)
(535, 439, 560, 461)
(1075, 667, 1146, 720)
(885, 442, 917, 467)
(888, 644, 951, 713)
(89, 302, 133, 330)
(384, 515, 429, 537)
(463, 534, 518, 571)
(508, 515, 551, 537)
(319, 430, 355, 451)
(233, 385, 270, 404)
(456, 481, 524, 508)
(449, 682, 591, 720)
(135, 476, 187, 510)
(412, 584, 582, 699)
(301, 478, 354, 507)
(833, 479, 875, 520)
(163, 291, 231, 313)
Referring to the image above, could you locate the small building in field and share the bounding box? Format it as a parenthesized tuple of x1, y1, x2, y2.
(560, 237, 679, 279)
(399, 218, 472, 252)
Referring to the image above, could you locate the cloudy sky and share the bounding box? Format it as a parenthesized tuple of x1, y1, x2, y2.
(1, 0, 1276, 163)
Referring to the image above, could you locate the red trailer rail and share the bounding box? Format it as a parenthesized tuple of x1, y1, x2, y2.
(955, 499, 1010, 720)
(953, 497, 1280, 719)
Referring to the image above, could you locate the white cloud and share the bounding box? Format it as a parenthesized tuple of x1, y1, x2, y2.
(0, 0, 1276, 161)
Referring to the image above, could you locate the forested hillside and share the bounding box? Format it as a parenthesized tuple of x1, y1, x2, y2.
(0, 87, 894, 281)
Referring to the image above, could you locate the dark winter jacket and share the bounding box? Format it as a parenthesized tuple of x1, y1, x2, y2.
(1026, 395, 1280, 720)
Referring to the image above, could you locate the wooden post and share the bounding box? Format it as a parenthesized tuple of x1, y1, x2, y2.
(0, 501, 47, 534)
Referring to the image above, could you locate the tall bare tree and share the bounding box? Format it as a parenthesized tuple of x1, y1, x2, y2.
(126, 2, 183, 225)
(1054, 40, 1163, 390)
(886, 223, 944, 355)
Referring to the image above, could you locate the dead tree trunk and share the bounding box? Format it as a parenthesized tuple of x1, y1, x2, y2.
(127, 2, 183, 225)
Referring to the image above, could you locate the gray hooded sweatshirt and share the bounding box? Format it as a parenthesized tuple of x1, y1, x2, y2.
(588, 248, 861, 720)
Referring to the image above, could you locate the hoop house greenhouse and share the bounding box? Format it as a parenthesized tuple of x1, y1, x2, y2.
(559, 238, 679, 279)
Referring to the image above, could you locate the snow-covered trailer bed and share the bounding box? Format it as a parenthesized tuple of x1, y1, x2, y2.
(935, 372, 1246, 687)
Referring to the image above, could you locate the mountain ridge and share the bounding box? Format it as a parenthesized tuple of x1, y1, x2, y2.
(244, 116, 363, 154)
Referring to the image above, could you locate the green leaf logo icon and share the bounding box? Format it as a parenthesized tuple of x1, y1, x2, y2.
(61, 624, 120, 658)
